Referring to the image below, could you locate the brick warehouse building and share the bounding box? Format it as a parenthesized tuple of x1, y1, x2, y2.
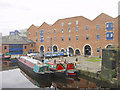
(27, 13, 118, 56)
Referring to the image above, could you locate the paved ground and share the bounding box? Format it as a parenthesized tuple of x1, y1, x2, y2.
(48, 55, 101, 73)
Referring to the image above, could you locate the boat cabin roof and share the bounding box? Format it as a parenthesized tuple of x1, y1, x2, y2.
(36, 63, 48, 67)
(46, 60, 74, 65)
(46, 61, 56, 65)
(20, 56, 40, 64)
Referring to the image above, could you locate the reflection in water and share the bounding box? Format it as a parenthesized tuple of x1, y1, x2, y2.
(20, 70, 52, 88)
(2, 68, 117, 89)
(20, 69, 99, 89)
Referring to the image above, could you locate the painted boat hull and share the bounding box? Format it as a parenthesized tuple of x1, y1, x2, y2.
(49, 67, 79, 78)
(50, 69, 79, 78)
(18, 60, 53, 79)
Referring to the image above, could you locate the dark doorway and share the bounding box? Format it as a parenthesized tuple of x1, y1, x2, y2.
(75, 49, 80, 55)
(106, 45, 112, 48)
(40, 46, 44, 53)
(61, 49, 64, 52)
(84, 45, 91, 56)
(53, 46, 58, 52)
(69, 47, 74, 56)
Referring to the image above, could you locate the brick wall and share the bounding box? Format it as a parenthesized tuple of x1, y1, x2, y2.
(23, 44, 29, 54)
(2, 45, 9, 55)
(27, 13, 118, 56)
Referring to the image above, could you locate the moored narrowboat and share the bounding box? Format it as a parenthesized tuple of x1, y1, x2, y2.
(18, 56, 53, 79)
(45, 60, 79, 77)
(64, 62, 79, 76)
(45, 60, 66, 77)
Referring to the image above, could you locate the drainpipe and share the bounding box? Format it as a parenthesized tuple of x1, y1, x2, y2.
(50, 38, 52, 59)
(99, 47, 101, 58)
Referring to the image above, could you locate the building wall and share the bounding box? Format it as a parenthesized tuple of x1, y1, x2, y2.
(2, 44, 35, 55)
(2, 45, 9, 55)
(29, 43, 36, 52)
(27, 13, 118, 56)
(2, 60, 10, 67)
(23, 44, 29, 54)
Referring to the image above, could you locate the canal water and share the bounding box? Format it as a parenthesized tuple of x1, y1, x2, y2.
(1, 68, 101, 89)
(1, 67, 116, 89)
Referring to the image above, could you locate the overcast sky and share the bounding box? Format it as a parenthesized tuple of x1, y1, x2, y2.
(0, 0, 119, 36)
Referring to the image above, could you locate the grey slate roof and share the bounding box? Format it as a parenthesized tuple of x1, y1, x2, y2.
(2, 34, 35, 44)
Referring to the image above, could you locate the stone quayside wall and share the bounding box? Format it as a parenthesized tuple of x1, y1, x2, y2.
(78, 46, 120, 88)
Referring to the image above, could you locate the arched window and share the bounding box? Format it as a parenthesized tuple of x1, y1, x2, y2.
(84, 45, 91, 56)
(53, 46, 58, 52)
(75, 49, 80, 55)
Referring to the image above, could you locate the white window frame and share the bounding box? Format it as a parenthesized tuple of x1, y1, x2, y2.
(76, 20, 78, 25)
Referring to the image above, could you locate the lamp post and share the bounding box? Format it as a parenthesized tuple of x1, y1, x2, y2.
(99, 47, 101, 58)
(50, 38, 52, 59)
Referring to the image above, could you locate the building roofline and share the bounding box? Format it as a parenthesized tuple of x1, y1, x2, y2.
(27, 13, 118, 30)
(92, 13, 116, 21)
(27, 24, 38, 31)
(38, 22, 51, 29)
(46, 13, 117, 26)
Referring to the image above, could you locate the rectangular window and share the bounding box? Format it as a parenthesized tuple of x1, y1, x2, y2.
(54, 29, 56, 33)
(30, 49, 32, 53)
(54, 37, 56, 41)
(29, 32, 31, 36)
(68, 28, 71, 32)
(69, 36, 71, 41)
(4, 62, 7, 65)
(97, 35, 100, 40)
(36, 38, 38, 42)
(86, 34, 88, 40)
(97, 48, 100, 52)
(76, 26, 78, 32)
(47, 30, 49, 34)
(61, 29, 64, 33)
(86, 26, 88, 31)
(76, 35, 78, 40)
(31, 44, 33, 47)
(47, 47, 49, 51)
(76, 20, 78, 25)
(68, 22, 71, 25)
(97, 25, 99, 30)
(25, 46, 27, 49)
(106, 32, 113, 40)
(40, 30, 44, 35)
(61, 36, 64, 41)
(36, 31, 37, 36)
(4, 46, 7, 50)
(61, 23, 64, 26)
(40, 37, 44, 42)
(106, 22, 113, 30)
(107, 33, 109, 37)
(47, 37, 49, 42)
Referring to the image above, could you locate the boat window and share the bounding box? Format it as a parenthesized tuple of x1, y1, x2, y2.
(51, 65, 53, 68)
(24, 60, 26, 63)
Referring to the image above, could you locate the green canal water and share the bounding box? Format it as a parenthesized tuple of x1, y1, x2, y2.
(1, 67, 117, 89)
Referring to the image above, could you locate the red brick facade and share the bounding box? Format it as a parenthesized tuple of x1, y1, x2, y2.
(2, 45, 9, 55)
(27, 13, 118, 56)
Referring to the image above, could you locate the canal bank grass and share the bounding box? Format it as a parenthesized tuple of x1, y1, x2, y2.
(86, 57, 102, 62)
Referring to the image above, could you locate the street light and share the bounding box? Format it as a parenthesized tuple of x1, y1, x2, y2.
(99, 47, 101, 58)
(50, 38, 52, 59)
